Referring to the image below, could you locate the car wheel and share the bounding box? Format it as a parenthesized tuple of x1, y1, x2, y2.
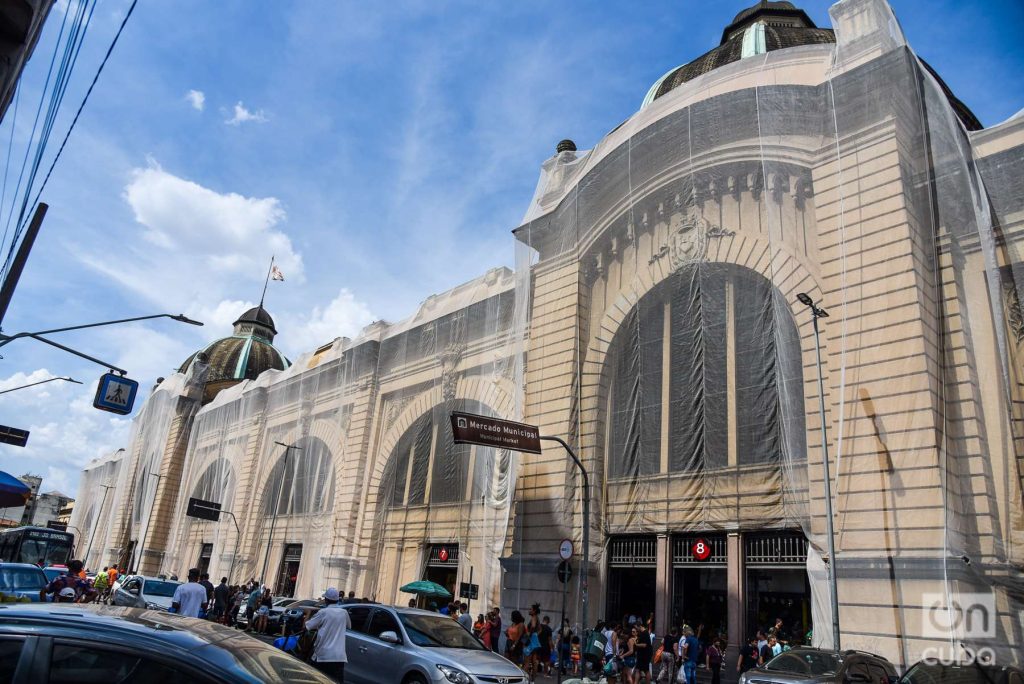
(402, 675, 428, 684)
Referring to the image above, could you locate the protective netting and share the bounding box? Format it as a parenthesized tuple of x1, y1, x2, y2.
(75, 0, 1023, 667)
(509, 0, 1022, 666)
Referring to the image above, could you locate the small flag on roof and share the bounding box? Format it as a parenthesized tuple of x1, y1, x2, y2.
(271, 265, 285, 281)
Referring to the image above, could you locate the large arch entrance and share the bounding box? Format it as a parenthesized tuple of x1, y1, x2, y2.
(599, 261, 809, 639)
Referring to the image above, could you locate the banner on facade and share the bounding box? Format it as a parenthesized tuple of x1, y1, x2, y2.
(450, 411, 542, 454)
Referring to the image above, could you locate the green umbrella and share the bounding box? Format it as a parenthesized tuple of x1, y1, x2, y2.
(400, 580, 452, 598)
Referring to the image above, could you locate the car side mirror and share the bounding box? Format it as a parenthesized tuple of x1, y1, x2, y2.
(128, 587, 139, 595)
(379, 630, 400, 644)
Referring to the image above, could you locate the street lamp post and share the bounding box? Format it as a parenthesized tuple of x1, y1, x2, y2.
(260, 442, 302, 587)
(0, 376, 82, 394)
(83, 484, 114, 568)
(796, 292, 841, 651)
(539, 435, 589, 636)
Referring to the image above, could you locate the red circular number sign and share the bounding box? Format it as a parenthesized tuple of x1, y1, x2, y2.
(691, 538, 711, 561)
(438, 548, 449, 562)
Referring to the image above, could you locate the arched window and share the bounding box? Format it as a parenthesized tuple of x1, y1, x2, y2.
(261, 436, 334, 516)
(386, 399, 498, 506)
(190, 458, 235, 508)
(605, 263, 805, 478)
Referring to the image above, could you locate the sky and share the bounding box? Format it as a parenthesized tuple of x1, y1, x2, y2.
(0, 0, 1021, 500)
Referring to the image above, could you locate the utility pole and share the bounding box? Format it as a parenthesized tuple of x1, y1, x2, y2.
(260, 441, 301, 587)
(135, 472, 163, 573)
(0, 203, 47, 329)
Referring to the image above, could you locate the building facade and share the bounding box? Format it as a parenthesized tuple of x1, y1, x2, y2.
(72, 0, 1023, 668)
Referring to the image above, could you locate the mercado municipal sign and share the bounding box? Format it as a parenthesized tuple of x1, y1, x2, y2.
(450, 411, 542, 455)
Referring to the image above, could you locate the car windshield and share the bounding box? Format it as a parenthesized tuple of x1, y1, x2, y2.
(0, 566, 47, 591)
(142, 580, 180, 598)
(903, 662, 1004, 684)
(273, 597, 295, 606)
(399, 613, 485, 650)
(764, 651, 842, 676)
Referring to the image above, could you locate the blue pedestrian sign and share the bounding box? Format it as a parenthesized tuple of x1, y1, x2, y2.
(93, 372, 138, 415)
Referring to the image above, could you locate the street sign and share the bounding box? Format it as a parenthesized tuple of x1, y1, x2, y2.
(691, 538, 711, 561)
(559, 538, 574, 560)
(46, 520, 67, 531)
(93, 372, 139, 415)
(557, 560, 573, 584)
(459, 582, 479, 600)
(186, 496, 222, 522)
(0, 424, 29, 447)
(450, 411, 542, 455)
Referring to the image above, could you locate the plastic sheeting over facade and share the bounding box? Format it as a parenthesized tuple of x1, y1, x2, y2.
(73, 0, 1022, 667)
(511, 0, 1022, 666)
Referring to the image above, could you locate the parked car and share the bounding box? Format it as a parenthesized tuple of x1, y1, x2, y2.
(0, 603, 333, 683)
(901, 659, 1024, 684)
(342, 603, 527, 684)
(738, 648, 897, 684)
(42, 565, 68, 583)
(0, 562, 48, 602)
(265, 596, 299, 631)
(110, 575, 182, 611)
(279, 599, 325, 634)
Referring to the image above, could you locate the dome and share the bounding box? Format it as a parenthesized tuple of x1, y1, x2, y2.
(233, 305, 277, 336)
(178, 305, 290, 403)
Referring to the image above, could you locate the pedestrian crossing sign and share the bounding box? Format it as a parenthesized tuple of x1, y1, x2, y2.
(93, 372, 139, 415)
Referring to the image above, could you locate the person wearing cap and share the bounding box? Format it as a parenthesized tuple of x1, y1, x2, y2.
(304, 586, 351, 682)
(56, 587, 77, 603)
(171, 568, 208, 618)
(40, 559, 95, 603)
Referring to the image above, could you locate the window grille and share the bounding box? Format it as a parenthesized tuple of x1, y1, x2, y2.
(744, 531, 807, 567)
(608, 536, 657, 567)
(427, 544, 459, 567)
(672, 535, 728, 566)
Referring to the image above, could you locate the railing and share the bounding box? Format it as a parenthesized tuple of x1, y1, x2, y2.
(744, 531, 807, 566)
(672, 534, 728, 566)
(608, 536, 657, 567)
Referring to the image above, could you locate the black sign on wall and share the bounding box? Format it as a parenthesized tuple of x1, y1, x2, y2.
(0, 424, 29, 447)
(186, 497, 221, 522)
(459, 582, 479, 600)
(450, 412, 542, 455)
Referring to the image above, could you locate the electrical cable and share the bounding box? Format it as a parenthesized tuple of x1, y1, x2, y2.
(2, 0, 138, 279)
(0, 86, 22, 254)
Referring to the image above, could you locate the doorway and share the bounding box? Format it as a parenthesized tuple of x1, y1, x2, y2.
(197, 543, 213, 577)
(672, 567, 727, 636)
(421, 544, 459, 606)
(275, 544, 302, 597)
(606, 536, 657, 626)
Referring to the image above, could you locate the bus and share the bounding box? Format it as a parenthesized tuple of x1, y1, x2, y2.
(0, 526, 74, 566)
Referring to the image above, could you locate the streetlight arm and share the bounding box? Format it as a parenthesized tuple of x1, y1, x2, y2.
(0, 375, 82, 394)
(0, 313, 203, 343)
(20, 333, 127, 374)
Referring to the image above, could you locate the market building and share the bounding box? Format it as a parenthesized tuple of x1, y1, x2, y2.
(71, 0, 1023, 668)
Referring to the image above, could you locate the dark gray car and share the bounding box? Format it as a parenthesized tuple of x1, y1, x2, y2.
(739, 648, 897, 684)
(342, 604, 527, 684)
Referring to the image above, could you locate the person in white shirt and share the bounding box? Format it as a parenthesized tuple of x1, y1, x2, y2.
(171, 568, 208, 618)
(305, 587, 352, 682)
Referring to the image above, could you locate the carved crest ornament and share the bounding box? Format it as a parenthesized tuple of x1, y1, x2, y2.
(649, 210, 734, 270)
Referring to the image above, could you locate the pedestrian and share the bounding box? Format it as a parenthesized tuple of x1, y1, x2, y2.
(171, 568, 207, 618)
(408, 598, 416, 608)
(473, 613, 485, 638)
(489, 608, 502, 653)
(245, 585, 261, 631)
(458, 602, 473, 632)
(756, 630, 767, 657)
(93, 567, 110, 601)
(657, 625, 679, 683)
(538, 615, 554, 676)
(634, 621, 652, 683)
(680, 626, 699, 684)
(213, 576, 230, 623)
(706, 638, 723, 684)
(305, 587, 351, 682)
(40, 560, 95, 603)
(524, 603, 542, 680)
(737, 635, 759, 674)
(556, 618, 573, 675)
(255, 587, 273, 634)
(230, 585, 243, 627)
(767, 617, 786, 643)
(480, 611, 494, 650)
(199, 572, 215, 615)
(505, 610, 526, 665)
(107, 564, 119, 587)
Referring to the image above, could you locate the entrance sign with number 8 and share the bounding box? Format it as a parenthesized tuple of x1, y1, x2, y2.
(691, 538, 711, 561)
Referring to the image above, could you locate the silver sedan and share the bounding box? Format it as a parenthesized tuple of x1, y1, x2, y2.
(110, 575, 182, 611)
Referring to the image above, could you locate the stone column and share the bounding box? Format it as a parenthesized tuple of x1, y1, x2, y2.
(727, 531, 744, 676)
(656, 533, 671, 637)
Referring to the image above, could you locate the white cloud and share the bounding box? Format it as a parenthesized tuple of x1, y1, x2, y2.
(185, 89, 205, 111)
(78, 161, 303, 312)
(225, 101, 267, 125)
(285, 288, 375, 355)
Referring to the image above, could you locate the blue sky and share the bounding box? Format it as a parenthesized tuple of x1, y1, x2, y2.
(0, 0, 1021, 499)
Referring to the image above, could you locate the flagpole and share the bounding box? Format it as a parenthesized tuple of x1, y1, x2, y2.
(259, 256, 274, 309)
